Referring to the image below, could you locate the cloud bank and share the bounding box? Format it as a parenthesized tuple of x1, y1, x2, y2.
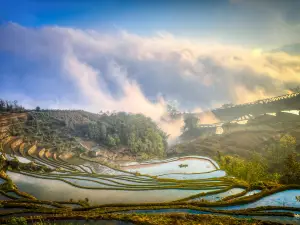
(0, 22, 300, 137)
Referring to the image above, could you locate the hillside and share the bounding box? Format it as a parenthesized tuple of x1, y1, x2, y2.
(0, 97, 300, 224)
(2, 93, 300, 164)
(170, 111, 300, 159)
(0, 109, 168, 165)
(194, 92, 300, 121)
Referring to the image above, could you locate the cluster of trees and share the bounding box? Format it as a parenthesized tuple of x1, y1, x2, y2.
(218, 134, 300, 184)
(86, 112, 168, 159)
(179, 114, 212, 140)
(0, 99, 25, 113)
(6, 109, 168, 159)
(182, 114, 199, 132)
(218, 153, 279, 183)
(166, 103, 181, 120)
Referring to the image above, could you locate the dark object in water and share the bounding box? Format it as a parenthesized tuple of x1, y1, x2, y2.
(179, 164, 188, 168)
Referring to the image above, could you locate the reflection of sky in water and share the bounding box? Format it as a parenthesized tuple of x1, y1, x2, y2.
(127, 159, 216, 176)
(243, 190, 261, 197)
(282, 110, 300, 115)
(0, 178, 5, 185)
(121, 209, 300, 224)
(80, 165, 93, 173)
(191, 188, 245, 202)
(0, 194, 11, 200)
(215, 190, 300, 210)
(62, 178, 112, 188)
(83, 162, 129, 175)
(15, 156, 32, 163)
(8, 171, 217, 205)
(158, 170, 226, 180)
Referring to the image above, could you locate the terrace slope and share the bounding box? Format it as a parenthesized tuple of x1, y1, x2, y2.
(195, 92, 300, 121)
(169, 111, 300, 159)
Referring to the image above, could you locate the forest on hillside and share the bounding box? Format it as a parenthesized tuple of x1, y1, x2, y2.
(85, 112, 168, 159)
(3, 100, 169, 159)
(218, 134, 300, 185)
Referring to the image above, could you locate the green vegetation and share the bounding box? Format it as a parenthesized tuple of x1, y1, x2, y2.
(218, 134, 300, 185)
(2, 214, 282, 225)
(86, 112, 168, 159)
(6, 217, 27, 225)
(2, 110, 168, 160)
(180, 114, 205, 140)
(182, 114, 199, 132)
(0, 99, 25, 113)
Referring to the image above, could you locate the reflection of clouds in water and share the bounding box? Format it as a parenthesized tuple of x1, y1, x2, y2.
(127, 158, 217, 176)
(83, 162, 128, 175)
(7, 171, 206, 205)
(197, 188, 245, 202)
(217, 190, 300, 210)
(15, 156, 32, 163)
(282, 110, 300, 115)
(158, 170, 226, 180)
(0, 178, 5, 185)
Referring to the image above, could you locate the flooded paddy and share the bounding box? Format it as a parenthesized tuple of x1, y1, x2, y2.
(7, 171, 219, 205)
(190, 188, 245, 202)
(215, 189, 300, 209)
(122, 157, 220, 176)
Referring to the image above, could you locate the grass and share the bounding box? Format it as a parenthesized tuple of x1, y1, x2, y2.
(2, 213, 285, 225)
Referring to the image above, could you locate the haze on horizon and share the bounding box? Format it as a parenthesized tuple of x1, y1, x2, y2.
(0, 0, 300, 124)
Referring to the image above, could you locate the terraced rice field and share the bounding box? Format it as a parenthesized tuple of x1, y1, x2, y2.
(1, 135, 300, 224)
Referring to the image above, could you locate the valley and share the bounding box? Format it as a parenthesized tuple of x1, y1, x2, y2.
(0, 94, 300, 225)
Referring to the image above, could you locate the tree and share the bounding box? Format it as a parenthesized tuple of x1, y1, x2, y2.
(0, 99, 24, 112)
(266, 134, 297, 173)
(182, 114, 199, 132)
(279, 134, 296, 153)
(36, 106, 41, 111)
(107, 135, 116, 147)
(99, 122, 107, 140)
(219, 153, 269, 183)
(166, 102, 180, 119)
(0, 99, 5, 111)
(280, 152, 300, 184)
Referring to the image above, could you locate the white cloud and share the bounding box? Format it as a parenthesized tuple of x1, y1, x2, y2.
(1, 22, 300, 137)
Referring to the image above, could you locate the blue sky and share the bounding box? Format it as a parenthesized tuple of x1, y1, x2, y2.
(2, 0, 299, 46)
(0, 0, 300, 122)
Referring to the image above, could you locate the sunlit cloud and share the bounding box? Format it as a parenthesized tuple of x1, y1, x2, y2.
(1, 22, 300, 136)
